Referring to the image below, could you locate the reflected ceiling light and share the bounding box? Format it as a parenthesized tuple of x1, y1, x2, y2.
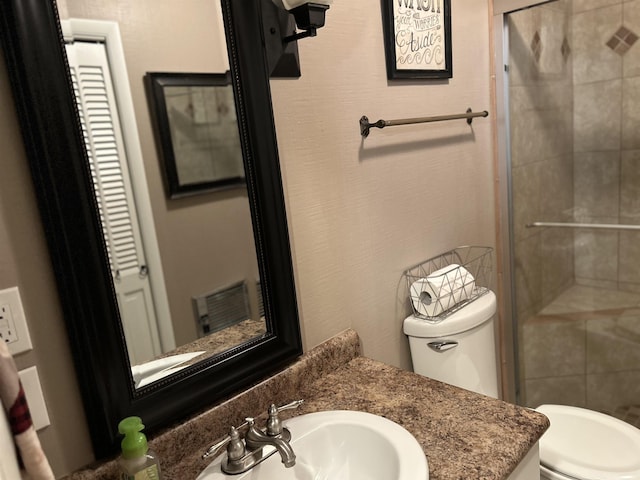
(271, 0, 333, 42)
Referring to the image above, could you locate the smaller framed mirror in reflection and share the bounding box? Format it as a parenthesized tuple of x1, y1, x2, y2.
(145, 71, 246, 198)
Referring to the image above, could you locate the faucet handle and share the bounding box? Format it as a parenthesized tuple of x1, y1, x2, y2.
(202, 435, 230, 460)
(276, 399, 304, 413)
(266, 399, 304, 436)
(226, 426, 246, 461)
(202, 423, 248, 460)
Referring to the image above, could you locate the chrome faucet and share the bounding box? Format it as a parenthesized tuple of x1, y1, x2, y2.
(202, 399, 303, 475)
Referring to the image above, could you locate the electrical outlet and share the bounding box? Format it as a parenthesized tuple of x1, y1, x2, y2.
(0, 287, 32, 355)
(0, 303, 18, 343)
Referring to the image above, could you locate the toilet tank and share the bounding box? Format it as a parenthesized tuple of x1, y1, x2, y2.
(403, 290, 499, 398)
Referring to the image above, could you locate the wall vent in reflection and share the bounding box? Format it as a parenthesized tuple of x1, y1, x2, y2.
(256, 280, 265, 319)
(193, 281, 250, 337)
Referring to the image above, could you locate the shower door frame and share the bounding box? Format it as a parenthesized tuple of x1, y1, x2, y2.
(492, 0, 559, 404)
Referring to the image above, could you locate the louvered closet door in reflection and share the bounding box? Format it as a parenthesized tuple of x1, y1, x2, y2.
(66, 41, 162, 364)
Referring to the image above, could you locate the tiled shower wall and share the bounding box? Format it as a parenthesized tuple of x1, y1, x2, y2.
(511, 0, 640, 417)
(573, 0, 640, 291)
(509, 0, 575, 325)
(511, 0, 640, 317)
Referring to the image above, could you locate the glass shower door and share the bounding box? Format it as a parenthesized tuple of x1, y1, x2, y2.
(507, 0, 640, 428)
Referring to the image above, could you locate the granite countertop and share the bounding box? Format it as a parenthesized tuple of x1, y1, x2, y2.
(67, 329, 548, 480)
(157, 319, 267, 366)
(291, 357, 547, 479)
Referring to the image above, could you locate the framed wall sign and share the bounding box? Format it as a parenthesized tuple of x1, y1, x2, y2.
(145, 72, 246, 198)
(382, 0, 452, 80)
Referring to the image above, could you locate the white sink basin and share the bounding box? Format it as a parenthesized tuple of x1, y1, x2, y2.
(196, 410, 428, 480)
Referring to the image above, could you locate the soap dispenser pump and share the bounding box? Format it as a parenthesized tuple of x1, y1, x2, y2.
(117, 416, 163, 480)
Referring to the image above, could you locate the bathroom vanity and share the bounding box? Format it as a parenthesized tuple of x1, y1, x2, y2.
(64, 330, 548, 480)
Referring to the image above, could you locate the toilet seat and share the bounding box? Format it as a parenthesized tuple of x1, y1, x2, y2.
(536, 404, 640, 480)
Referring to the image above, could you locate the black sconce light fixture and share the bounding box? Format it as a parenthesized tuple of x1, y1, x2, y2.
(274, 0, 332, 42)
(262, 0, 333, 78)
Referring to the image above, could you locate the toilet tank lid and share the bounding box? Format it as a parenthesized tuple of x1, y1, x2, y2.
(402, 290, 496, 337)
(536, 404, 640, 480)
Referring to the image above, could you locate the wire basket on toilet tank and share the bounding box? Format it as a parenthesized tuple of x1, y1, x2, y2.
(403, 246, 493, 322)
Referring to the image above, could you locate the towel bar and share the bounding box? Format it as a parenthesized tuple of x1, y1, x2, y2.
(360, 108, 489, 138)
(527, 222, 640, 231)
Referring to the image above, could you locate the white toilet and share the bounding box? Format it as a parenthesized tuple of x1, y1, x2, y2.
(403, 290, 640, 480)
(536, 404, 640, 480)
(403, 290, 500, 398)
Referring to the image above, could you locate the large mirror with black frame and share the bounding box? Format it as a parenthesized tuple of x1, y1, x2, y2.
(57, 0, 268, 388)
(0, 0, 302, 459)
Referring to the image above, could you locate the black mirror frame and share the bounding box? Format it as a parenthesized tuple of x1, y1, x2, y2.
(0, 0, 301, 458)
(145, 71, 247, 198)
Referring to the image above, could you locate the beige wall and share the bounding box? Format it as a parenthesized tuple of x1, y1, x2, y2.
(0, 49, 95, 475)
(272, 0, 495, 368)
(0, 0, 495, 477)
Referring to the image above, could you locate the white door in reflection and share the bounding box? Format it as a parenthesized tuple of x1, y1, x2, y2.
(66, 39, 166, 365)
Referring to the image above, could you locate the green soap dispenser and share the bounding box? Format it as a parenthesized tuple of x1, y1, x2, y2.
(117, 416, 163, 480)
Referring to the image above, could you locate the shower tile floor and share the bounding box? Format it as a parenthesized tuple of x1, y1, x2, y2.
(520, 285, 640, 428)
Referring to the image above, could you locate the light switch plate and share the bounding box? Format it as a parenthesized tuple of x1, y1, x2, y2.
(18, 367, 50, 431)
(0, 287, 33, 355)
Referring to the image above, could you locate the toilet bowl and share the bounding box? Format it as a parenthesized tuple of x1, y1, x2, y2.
(403, 290, 640, 479)
(536, 404, 640, 480)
